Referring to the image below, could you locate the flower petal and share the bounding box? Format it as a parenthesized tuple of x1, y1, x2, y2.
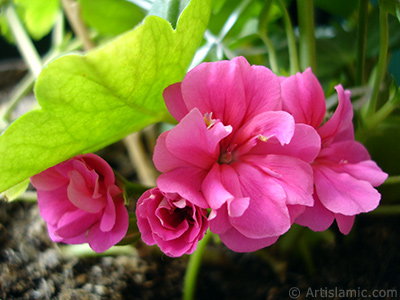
(281, 68, 326, 128)
(314, 165, 381, 215)
(157, 167, 209, 208)
(295, 195, 335, 232)
(218, 226, 279, 252)
(165, 108, 232, 170)
(87, 197, 129, 253)
(163, 82, 189, 122)
(334, 213, 355, 234)
(318, 85, 354, 144)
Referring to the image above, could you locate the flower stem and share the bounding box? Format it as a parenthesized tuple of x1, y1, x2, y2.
(369, 205, 400, 215)
(382, 175, 400, 185)
(4, 4, 42, 78)
(276, 0, 299, 74)
(297, 0, 316, 72)
(183, 231, 212, 300)
(364, 2, 388, 117)
(259, 0, 279, 73)
(355, 0, 368, 86)
(61, 0, 95, 51)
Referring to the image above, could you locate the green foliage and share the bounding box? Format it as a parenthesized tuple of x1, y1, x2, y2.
(79, 0, 145, 36)
(0, 0, 212, 193)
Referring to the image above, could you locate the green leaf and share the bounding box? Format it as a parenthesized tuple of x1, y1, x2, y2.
(0, 0, 212, 193)
(15, 0, 60, 40)
(0, 178, 30, 202)
(79, 0, 145, 36)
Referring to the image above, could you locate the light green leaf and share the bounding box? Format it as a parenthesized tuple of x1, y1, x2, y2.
(15, 0, 60, 40)
(0, 0, 212, 193)
(1, 178, 30, 202)
(79, 0, 145, 36)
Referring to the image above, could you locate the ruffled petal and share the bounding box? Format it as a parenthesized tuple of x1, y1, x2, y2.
(318, 85, 354, 144)
(281, 68, 326, 129)
(163, 82, 189, 122)
(230, 162, 290, 238)
(157, 167, 209, 208)
(180, 58, 248, 129)
(252, 123, 321, 163)
(164, 108, 232, 170)
(314, 165, 381, 215)
(295, 195, 335, 232)
(218, 226, 279, 252)
(87, 197, 129, 253)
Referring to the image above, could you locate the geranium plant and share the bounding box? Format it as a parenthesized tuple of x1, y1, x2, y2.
(1, 0, 399, 299)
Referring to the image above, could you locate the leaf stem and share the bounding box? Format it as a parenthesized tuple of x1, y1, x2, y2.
(365, 2, 388, 117)
(297, 0, 316, 72)
(369, 205, 400, 215)
(183, 231, 212, 300)
(61, 0, 95, 51)
(4, 4, 42, 77)
(259, 0, 279, 73)
(355, 0, 368, 86)
(276, 0, 299, 74)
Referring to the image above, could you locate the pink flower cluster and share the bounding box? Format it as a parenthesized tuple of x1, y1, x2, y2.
(31, 154, 129, 253)
(136, 57, 387, 256)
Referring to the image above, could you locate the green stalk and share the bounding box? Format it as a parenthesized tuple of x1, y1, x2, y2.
(259, 0, 279, 73)
(183, 231, 212, 300)
(276, 0, 299, 74)
(369, 205, 400, 215)
(382, 175, 400, 185)
(355, 0, 368, 86)
(4, 4, 42, 77)
(297, 0, 316, 72)
(365, 2, 388, 117)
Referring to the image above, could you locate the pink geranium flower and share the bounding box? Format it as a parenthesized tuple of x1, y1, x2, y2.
(153, 57, 321, 252)
(136, 188, 209, 257)
(280, 69, 388, 234)
(31, 153, 129, 252)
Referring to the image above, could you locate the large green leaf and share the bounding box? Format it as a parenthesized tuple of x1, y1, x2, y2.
(0, 0, 212, 193)
(79, 0, 145, 36)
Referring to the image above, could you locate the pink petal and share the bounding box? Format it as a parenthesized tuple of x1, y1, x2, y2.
(201, 163, 234, 210)
(31, 167, 69, 191)
(218, 226, 279, 252)
(249, 154, 314, 207)
(281, 68, 326, 129)
(334, 213, 355, 234)
(79, 153, 116, 187)
(340, 160, 388, 187)
(233, 56, 282, 120)
(36, 187, 76, 224)
(55, 209, 101, 238)
(295, 195, 335, 232)
(99, 185, 121, 232)
(252, 124, 321, 163)
(233, 111, 295, 155)
(180, 58, 248, 129)
(163, 82, 189, 122)
(209, 203, 232, 235)
(153, 132, 192, 173)
(318, 140, 371, 164)
(318, 85, 354, 144)
(314, 165, 381, 215)
(87, 197, 129, 253)
(67, 170, 107, 213)
(230, 162, 290, 238)
(156, 167, 209, 208)
(164, 108, 232, 170)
